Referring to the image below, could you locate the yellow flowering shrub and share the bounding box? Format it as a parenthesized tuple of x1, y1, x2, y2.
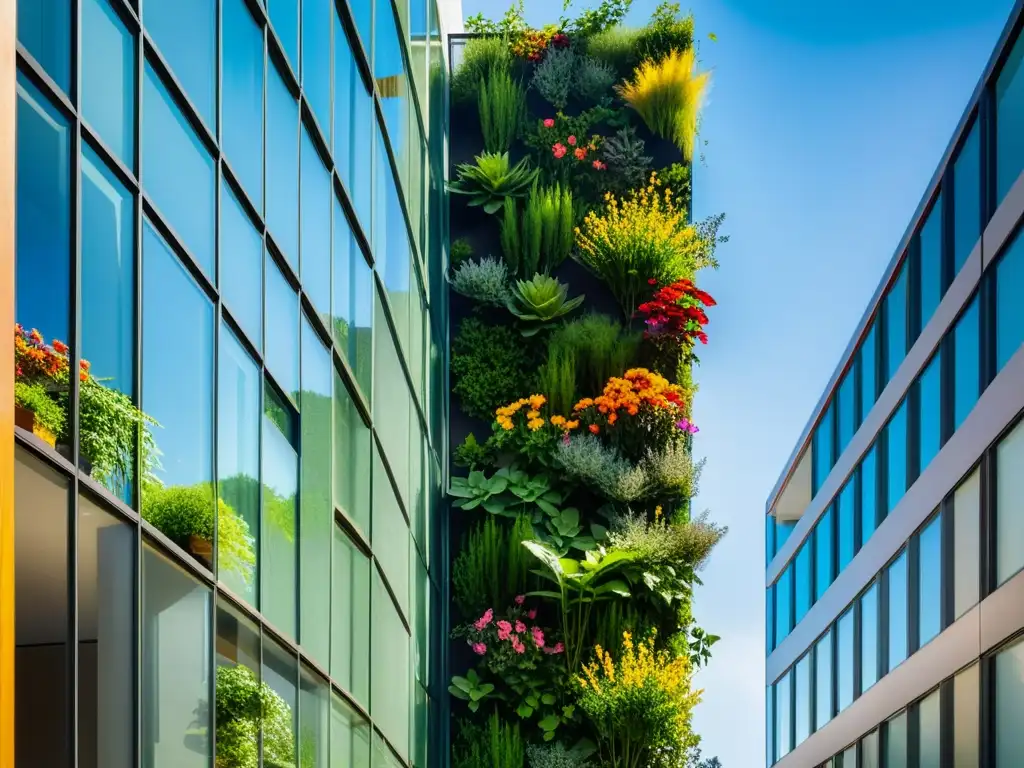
(574, 173, 718, 318)
(489, 395, 580, 466)
(577, 632, 701, 767)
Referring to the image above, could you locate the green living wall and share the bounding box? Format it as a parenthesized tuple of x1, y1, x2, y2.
(446, 2, 728, 766)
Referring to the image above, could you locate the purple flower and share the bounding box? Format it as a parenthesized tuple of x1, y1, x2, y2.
(676, 418, 699, 434)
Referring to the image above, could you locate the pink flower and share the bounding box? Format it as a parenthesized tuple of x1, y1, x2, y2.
(473, 608, 494, 631)
(543, 118, 555, 128)
(472, 642, 487, 655)
(515, 620, 526, 633)
(552, 143, 567, 159)
(592, 160, 606, 170)
(553, 642, 565, 654)
(497, 620, 513, 641)
(531, 627, 545, 647)
(528, 609, 537, 619)
(511, 636, 526, 654)
(567, 135, 577, 146)
(515, 595, 525, 605)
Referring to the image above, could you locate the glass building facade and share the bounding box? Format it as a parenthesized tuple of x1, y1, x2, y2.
(7, 0, 451, 766)
(765, 7, 1024, 767)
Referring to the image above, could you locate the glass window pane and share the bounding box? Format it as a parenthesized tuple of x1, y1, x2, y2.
(142, 64, 215, 276)
(300, 317, 333, 666)
(887, 400, 908, 515)
(267, 61, 300, 270)
(372, 570, 410, 759)
(861, 443, 878, 546)
(332, 525, 371, 705)
(299, 667, 330, 768)
(861, 730, 880, 768)
(18, 0, 71, 93)
(838, 478, 855, 572)
(265, 256, 300, 399)
(333, 197, 374, 397)
(995, 231, 1024, 374)
(919, 352, 942, 474)
(954, 296, 981, 430)
(766, 585, 774, 655)
(301, 127, 332, 322)
(815, 630, 832, 731)
(885, 263, 908, 382)
(269, 0, 299, 72)
(373, 296, 410, 501)
(81, 145, 136, 500)
(350, 0, 371, 55)
(766, 686, 774, 766)
(919, 197, 943, 331)
(141, 545, 212, 768)
(918, 689, 941, 768)
(214, 601, 261, 768)
(886, 711, 908, 768)
(997, 419, 1024, 585)
(775, 518, 795, 557)
(795, 655, 810, 746)
(332, 694, 371, 768)
(14, 449, 69, 765)
(776, 672, 792, 759)
(815, 507, 834, 601)
(145, 0, 216, 128)
(795, 539, 812, 624)
(860, 320, 878, 417)
(334, 15, 373, 231)
(996, 32, 1024, 206)
(263, 383, 298, 637)
(954, 470, 981, 619)
(82, 0, 135, 167)
(218, 326, 260, 602)
(334, 371, 371, 535)
(302, 0, 331, 134)
(841, 746, 857, 768)
(917, 514, 943, 647)
(374, 0, 408, 169)
(954, 663, 980, 768)
(262, 637, 298, 768)
(373, 448, 410, 616)
(813, 407, 834, 496)
(861, 581, 879, 693)
(220, 179, 264, 350)
(953, 119, 981, 275)
(888, 550, 909, 671)
(223, 0, 264, 209)
(775, 565, 792, 648)
(837, 367, 856, 454)
(837, 608, 854, 712)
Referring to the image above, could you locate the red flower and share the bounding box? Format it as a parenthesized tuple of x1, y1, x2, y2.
(592, 160, 606, 170)
(543, 118, 555, 128)
(551, 33, 570, 48)
(574, 147, 587, 160)
(567, 135, 577, 146)
(589, 424, 600, 435)
(552, 143, 567, 159)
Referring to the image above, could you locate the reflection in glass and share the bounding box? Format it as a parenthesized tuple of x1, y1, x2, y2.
(954, 663, 980, 768)
(997, 420, 1024, 585)
(82, 0, 135, 167)
(775, 564, 792, 648)
(19, 1, 71, 89)
(918, 514, 942, 647)
(141, 545, 211, 768)
(218, 326, 261, 602)
(838, 478, 855, 572)
(886, 401, 908, 515)
(812, 406, 833, 496)
(953, 120, 981, 274)
(372, 571, 411, 759)
(333, 194, 375, 396)
(815, 506, 834, 601)
(265, 256, 300, 399)
(373, 449, 410, 615)
(919, 352, 942, 474)
(815, 630, 832, 730)
(995, 32, 1024, 206)
(888, 551, 908, 671)
(766, 686, 774, 766)
(837, 608, 853, 711)
(885, 263, 908, 382)
(374, 295, 410, 500)
(299, 667, 330, 768)
(262, 383, 298, 638)
(837, 366, 856, 454)
(262, 636, 298, 768)
(334, 371, 371, 534)
(918, 689, 941, 768)
(332, 525, 371, 704)
(795, 655, 810, 746)
(954, 296, 980, 429)
(223, 0, 264, 209)
(861, 582, 879, 693)
(220, 180, 263, 350)
(214, 602, 261, 768)
(995, 232, 1024, 374)
(79, 495, 134, 768)
(301, 127, 332, 321)
(143, 64, 215, 276)
(953, 470, 981, 619)
(332, 694, 371, 768)
(861, 730, 879, 768)
(886, 711, 908, 768)
(269, 0, 299, 73)
(861, 443, 878, 545)
(794, 540, 812, 624)
(267, 61, 300, 270)
(302, 0, 331, 133)
(919, 197, 943, 331)
(334, 14, 374, 230)
(145, 0, 216, 128)
(776, 672, 791, 759)
(860, 320, 878, 418)
(14, 449, 69, 765)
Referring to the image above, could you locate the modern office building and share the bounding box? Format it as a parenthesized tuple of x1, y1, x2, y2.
(0, 0, 454, 765)
(765, 3, 1024, 766)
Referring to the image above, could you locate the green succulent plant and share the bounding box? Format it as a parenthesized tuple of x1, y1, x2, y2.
(449, 152, 539, 214)
(506, 274, 584, 336)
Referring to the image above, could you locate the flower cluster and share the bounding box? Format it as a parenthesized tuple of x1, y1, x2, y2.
(492, 394, 580, 466)
(637, 278, 716, 348)
(456, 599, 564, 676)
(495, 394, 578, 433)
(510, 25, 566, 61)
(539, 118, 603, 169)
(15, 325, 90, 383)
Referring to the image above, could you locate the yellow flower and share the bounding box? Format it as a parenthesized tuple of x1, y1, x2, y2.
(527, 417, 545, 431)
(529, 394, 546, 410)
(527, 410, 540, 419)
(550, 415, 567, 427)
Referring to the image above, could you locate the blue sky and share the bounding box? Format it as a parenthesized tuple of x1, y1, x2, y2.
(458, 0, 1016, 763)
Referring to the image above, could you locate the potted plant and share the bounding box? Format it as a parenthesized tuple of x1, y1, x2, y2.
(14, 380, 64, 447)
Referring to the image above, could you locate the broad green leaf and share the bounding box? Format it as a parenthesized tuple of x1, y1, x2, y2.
(537, 715, 560, 732)
(468, 699, 481, 713)
(594, 579, 631, 597)
(526, 694, 539, 708)
(561, 507, 580, 527)
(451, 676, 473, 693)
(448, 685, 469, 700)
(516, 703, 534, 718)
(543, 731, 555, 742)
(559, 558, 582, 574)
(523, 540, 563, 575)
(526, 590, 563, 600)
(535, 497, 560, 517)
(590, 523, 607, 540)
(541, 693, 556, 706)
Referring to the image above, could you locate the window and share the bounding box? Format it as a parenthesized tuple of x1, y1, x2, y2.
(265, 256, 300, 399)
(262, 636, 298, 767)
(18, 0, 72, 94)
(332, 694, 371, 768)
(766, 585, 774, 655)
(837, 609, 854, 712)
(14, 449, 69, 766)
(766, 514, 775, 566)
(302, 0, 331, 134)
(885, 711, 908, 768)
(919, 197, 943, 332)
(263, 383, 298, 638)
(861, 730, 879, 768)
(218, 325, 261, 603)
(374, 0, 409, 175)
(996, 419, 1024, 585)
(223, 0, 264, 208)
(334, 14, 373, 230)
(141, 545, 212, 767)
(954, 296, 981, 430)
(795, 539, 812, 624)
(775, 564, 793, 648)
(917, 514, 943, 648)
(375, 127, 412, 351)
(332, 525, 371, 705)
(813, 406, 834, 495)
(372, 570, 411, 759)
(143, 64, 215, 276)
(300, 317, 333, 667)
(815, 630, 833, 731)
(373, 449, 410, 616)
(953, 470, 981, 619)
(334, 371, 371, 534)
(888, 550, 909, 671)
(995, 231, 1024, 374)
(333, 195, 374, 396)
(861, 443, 878, 547)
(267, 60, 300, 270)
(374, 294, 411, 501)
(776, 672, 792, 759)
(919, 352, 942, 475)
(766, 686, 774, 766)
(837, 366, 856, 454)
(299, 667, 330, 768)
(350, 0, 372, 55)
(996, 637, 1024, 766)
(815, 507, 834, 601)
(145, 0, 216, 128)
(861, 581, 879, 693)
(841, 745, 857, 768)
(995, 31, 1024, 206)
(953, 118, 981, 274)
(301, 126, 332, 321)
(220, 179, 264, 349)
(918, 689, 941, 768)
(954, 663, 980, 768)
(860, 320, 878, 417)
(886, 400, 908, 515)
(838, 478, 855, 572)
(82, 0, 135, 167)
(795, 655, 811, 747)
(885, 263, 908, 382)
(269, 0, 299, 72)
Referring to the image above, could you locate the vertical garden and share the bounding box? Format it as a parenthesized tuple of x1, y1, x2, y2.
(446, 2, 728, 766)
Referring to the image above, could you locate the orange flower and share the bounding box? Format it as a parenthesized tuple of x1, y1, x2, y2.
(589, 424, 600, 435)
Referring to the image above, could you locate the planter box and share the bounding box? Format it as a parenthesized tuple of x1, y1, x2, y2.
(189, 535, 214, 561)
(15, 404, 57, 448)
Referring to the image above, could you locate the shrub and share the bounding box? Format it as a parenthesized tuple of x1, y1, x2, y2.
(574, 173, 720, 317)
(526, 742, 590, 768)
(608, 509, 725, 571)
(454, 432, 497, 470)
(599, 126, 653, 195)
(616, 47, 709, 160)
(567, 0, 633, 38)
(451, 318, 535, 420)
(453, 712, 526, 768)
(537, 344, 577, 416)
(451, 257, 513, 307)
(575, 56, 616, 105)
(661, 161, 692, 207)
(555, 434, 648, 501)
(636, 2, 695, 64)
(507, 274, 585, 336)
(215, 664, 295, 768)
(583, 25, 642, 79)
(452, 514, 534, 616)
(480, 67, 527, 153)
(452, 36, 512, 103)
(14, 381, 65, 437)
(532, 47, 576, 110)
(501, 184, 575, 277)
(451, 237, 476, 268)
(451, 152, 539, 214)
(545, 314, 642, 401)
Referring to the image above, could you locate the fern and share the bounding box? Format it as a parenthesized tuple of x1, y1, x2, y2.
(479, 67, 526, 153)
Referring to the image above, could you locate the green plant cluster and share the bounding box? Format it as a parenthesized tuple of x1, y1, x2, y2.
(214, 664, 295, 768)
(447, 7, 728, 766)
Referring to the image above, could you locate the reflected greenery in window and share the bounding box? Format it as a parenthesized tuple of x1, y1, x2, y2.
(262, 383, 298, 638)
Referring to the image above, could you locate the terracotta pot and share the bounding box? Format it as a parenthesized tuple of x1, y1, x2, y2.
(15, 404, 57, 448)
(189, 535, 214, 560)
